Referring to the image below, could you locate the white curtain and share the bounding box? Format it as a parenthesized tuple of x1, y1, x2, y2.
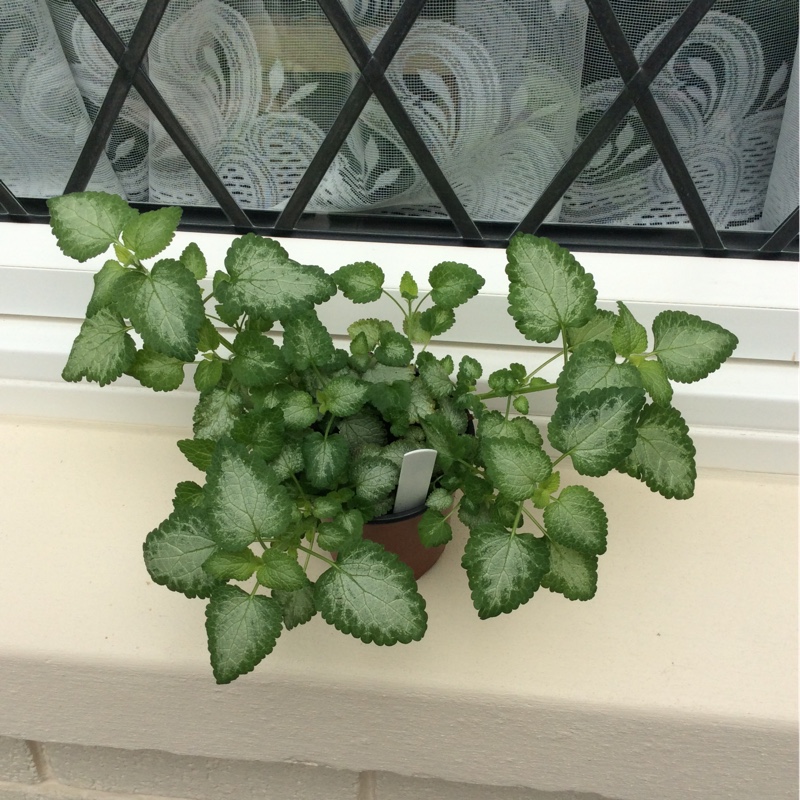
(1, 0, 796, 230)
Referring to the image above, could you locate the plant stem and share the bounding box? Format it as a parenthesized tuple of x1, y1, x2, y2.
(477, 381, 557, 401)
(217, 332, 236, 353)
(521, 505, 547, 536)
(413, 290, 432, 313)
(526, 351, 563, 380)
(382, 289, 409, 320)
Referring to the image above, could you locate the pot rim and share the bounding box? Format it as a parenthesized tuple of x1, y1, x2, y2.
(368, 502, 427, 525)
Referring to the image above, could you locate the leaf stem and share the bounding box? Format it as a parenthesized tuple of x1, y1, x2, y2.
(217, 332, 236, 353)
(297, 544, 337, 568)
(521, 504, 547, 536)
(526, 351, 563, 380)
(382, 288, 409, 320)
(477, 381, 557, 401)
(413, 290, 432, 314)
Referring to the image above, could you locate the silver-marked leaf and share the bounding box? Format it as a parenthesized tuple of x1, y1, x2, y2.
(302, 432, 349, 489)
(205, 585, 283, 684)
(47, 191, 136, 262)
(86, 260, 128, 317)
(180, 242, 207, 280)
(116, 259, 204, 360)
(177, 438, 216, 471)
(332, 261, 385, 303)
(230, 330, 289, 387)
(143, 507, 219, 598)
(232, 407, 285, 462)
(548, 387, 645, 476)
(315, 540, 427, 644)
(206, 438, 294, 550)
(544, 485, 607, 555)
(426, 487, 453, 512)
(481, 437, 551, 501)
(223, 233, 336, 319)
(128, 347, 185, 392)
(62, 308, 136, 386)
(272, 585, 317, 630)
(612, 301, 648, 357)
(352, 456, 400, 503)
(507, 233, 597, 343)
(462, 524, 550, 618)
(479, 410, 544, 449)
(556, 341, 643, 402)
(429, 261, 485, 308)
(282, 310, 335, 370)
(318, 375, 369, 417)
(122, 206, 182, 260)
(566, 308, 617, 348)
(172, 480, 205, 510)
(419, 305, 456, 336)
(653, 310, 738, 383)
(318, 509, 364, 552)
(281, 390, 318, 430)
(347, 318, 394, 349)
(418, 508, 452, 547)
(257, 549, 308, 591)
(374, 331, 414, 367)
(541, 542, 598, 600)
(193, 389, 244, 440)
(618, 404, 696, 499)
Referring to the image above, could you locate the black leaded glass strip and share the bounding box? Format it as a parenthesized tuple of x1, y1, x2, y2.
(583, 0, 724, 251)
(760, 207, 800, 254)
(0, 179, 28, 218)
(69, 0, 253, 229)
(514, 0, 718, 238)
(66, 0, 169, 194)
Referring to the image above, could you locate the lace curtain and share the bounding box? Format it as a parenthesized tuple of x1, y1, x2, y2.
(1, 0, 797, 230)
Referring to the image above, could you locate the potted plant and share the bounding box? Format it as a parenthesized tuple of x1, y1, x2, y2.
(47, 191, 738, 684)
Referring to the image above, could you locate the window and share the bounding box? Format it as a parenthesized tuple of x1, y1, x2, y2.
(0, 0, 797, 256)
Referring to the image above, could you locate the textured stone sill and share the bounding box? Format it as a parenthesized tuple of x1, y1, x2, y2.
(0, 416, 797, 800)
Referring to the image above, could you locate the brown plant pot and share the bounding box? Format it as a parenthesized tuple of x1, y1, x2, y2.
(363, 504, 445, 580)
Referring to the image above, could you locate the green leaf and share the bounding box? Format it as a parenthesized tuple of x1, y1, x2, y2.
(318, 375, 369, 417)
(143, 508, 220, 598)
(403, 310, 430, 345)
(556, 341, 643, 402)
(352, 456, 399, 503)
(272, 585, 317, 630)
(367, 381, 412, 429)
(122, 206, 182, 260)
(653, 310, 738, 383)
(612, 301, 647, 357)
(419, 411, 463, 470)
(206, 438, 294, 550)
(47, 191, 136, 262)
(333, 261, 385, 303)
(399, 271, 418, 301)
(302, 432, 349, 489)
(481, 437, 551, 501)
(315, 540, 427, 644)
(532, 471, 560, 509)
(419, 305, 456, 337)
(374, 331, 414, 367)
(461, 524, 550, 619)
(541, 543, 598, 601)
(512, 395, 529, 415)
(172, 480, 205, 510)
(197, 318, 221, 352)
(282, 311, 335, 370)
(177, 438, 216, 471)
(128, 347, 185, 391)
(544, 485, 607, 555)
(257, 549, 309, 591)
(479, 410, 544, 449)
(86, 260, 128, 317)
(456, 355, 482, 389)
(232, 407, 285, 462)
(566, 309, 617, 348)
(194, 358, 223, 393)
(548, 387, 646, 477)
(180, 241, 207, 280)
(317, 509, 365, 552)
(116, 259, 204, 360)
(222, 233, 336, 318)
(193, 389, 244, 440)
(230, 330, 289, 387)
(507, 233, 598, 343)
(635, 359, 673, 406)
(618, 404, 696, 499)
(62, 308, 136, 386)
(202, 548, 262, 581)
(337, 408, 388, 450)
(428, 261, 485, 308)
(418, 508, 452, 547)
(205, 585, 283, 684)
(347, 318, 394, 349)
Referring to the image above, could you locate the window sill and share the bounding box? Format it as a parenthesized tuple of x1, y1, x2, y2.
(0, 416, 796, 799)
(1, 222, 797, 474)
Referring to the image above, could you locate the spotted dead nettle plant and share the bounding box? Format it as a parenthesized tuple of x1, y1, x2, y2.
(49, 191, 738, 683)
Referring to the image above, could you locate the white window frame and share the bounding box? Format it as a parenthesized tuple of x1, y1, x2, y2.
(0, 221, 797, 473)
